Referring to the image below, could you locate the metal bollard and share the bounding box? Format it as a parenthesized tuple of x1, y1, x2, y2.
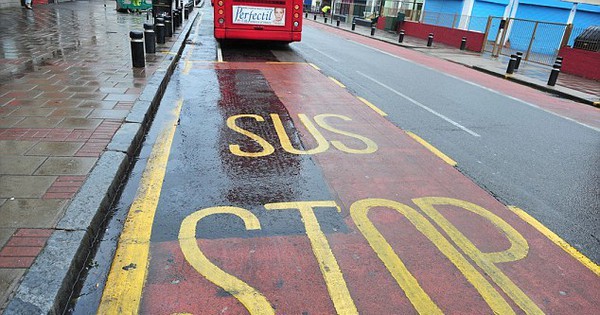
(460, 37, 466, 50)
(547, 64, 560, 86)
(143, 23, 156, 54)
(130, 31, 145, 68)
(399, 30, 405, 43)
(506, 54, 517, 74)
(515, 52, 523, 70)
(554, 58, 563, 68)
(324, 17, 327, 23)
(305, 12, 308, 18)
(336, 19, 340, 27)
(314, 14, 317, 21)
(427, 33, 434, 47)
(164, 15, 173, 37)
(371, 25, 375, 36)
(173, 11, 180, 28)
(352, 18, 356, 31)
(155, 17, 165, 44)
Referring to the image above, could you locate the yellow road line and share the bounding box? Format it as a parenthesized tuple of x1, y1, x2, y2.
(405, 131, 457, 166)
(508, 206, 600, 277)
(97, 99, 183, 314)
(357, 96, 387, 116)
(329, 77, 346, 88)
(309, 63, 321, 70)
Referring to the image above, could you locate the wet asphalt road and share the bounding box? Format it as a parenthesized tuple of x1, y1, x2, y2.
(70, 6, 598, 314)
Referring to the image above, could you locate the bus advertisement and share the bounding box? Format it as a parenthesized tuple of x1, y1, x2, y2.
(214, 0, 303, 42)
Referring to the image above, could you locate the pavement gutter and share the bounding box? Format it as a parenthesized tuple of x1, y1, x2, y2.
(3, 8, 202, 315)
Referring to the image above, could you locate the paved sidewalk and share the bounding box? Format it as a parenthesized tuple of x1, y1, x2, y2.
(0, 0, 198, 312)
(308, 15, 600, 106)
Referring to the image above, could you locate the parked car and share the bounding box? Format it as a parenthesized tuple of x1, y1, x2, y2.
(573, 25, 600, 52)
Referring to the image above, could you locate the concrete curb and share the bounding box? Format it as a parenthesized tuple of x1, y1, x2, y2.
(471, 65, 599, 107)
(3, 9, 201, 315)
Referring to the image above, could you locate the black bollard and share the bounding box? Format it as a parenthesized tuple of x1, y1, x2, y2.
(554, 59, 562, 69)
(164, 15, 173, 37)
(336, 19, 340, 27)
(130, 31, 145, 68)
(460, 37, 467, 50)
(314, 14, 317, 21)
(324, 17, 327, 23)
(506, 54, 517, 74)
(173, 11, 180, 28)
(352, 18, 356, 31)
(515, 52, 523, 70)
(371, 25, 375, 36)
(427, 33, 434, 47)
(143, 23, 156, 54)
(547, 64, 560, 86)
(305, 12, 308, 18)
(155, 17, 165, 44)
(399, 30, 405, 43)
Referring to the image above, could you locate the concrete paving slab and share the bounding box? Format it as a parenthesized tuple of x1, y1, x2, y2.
(0, 156, 46, 175)
(0, 176, 55, 199)
(56, 118, 102, 129)
(10, 108, 55, 117)
(77, 100, 118, 109)
(0, 269, 25, 310)
(0, 141, 37, 155)
(0, 118, 23, 129)
(0, 199, 67, 228)
(87, 109, 129, 120)
(34, 157, 97, 176)
(0, 229, 15, 249)
(16, 117, 63, 129)
(25, 142, 84, 157)
(49, 109, 93, 118)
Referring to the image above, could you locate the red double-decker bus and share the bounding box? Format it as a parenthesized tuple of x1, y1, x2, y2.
(213, 0, 303, 42)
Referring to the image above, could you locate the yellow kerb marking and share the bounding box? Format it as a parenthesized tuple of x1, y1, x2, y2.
(406, 131, 457, 166)
(179, 207, 274, 314)
(329, 77, 346, 88)
(508, 206, 600, 277)
(98, 99, 183, 315)
(309, 63, 321, 70)
(357, 97, 387, 116)
(265, 201, 358, 314)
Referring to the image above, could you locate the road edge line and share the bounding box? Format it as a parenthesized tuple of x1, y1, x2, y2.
(357, 96, 387, 116)
(405, 131, 457, 167)
(507, 206, 600, 277)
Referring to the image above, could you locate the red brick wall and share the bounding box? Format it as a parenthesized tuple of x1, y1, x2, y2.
(558, 47, 600, 81)
(399, 21, 485, 52)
